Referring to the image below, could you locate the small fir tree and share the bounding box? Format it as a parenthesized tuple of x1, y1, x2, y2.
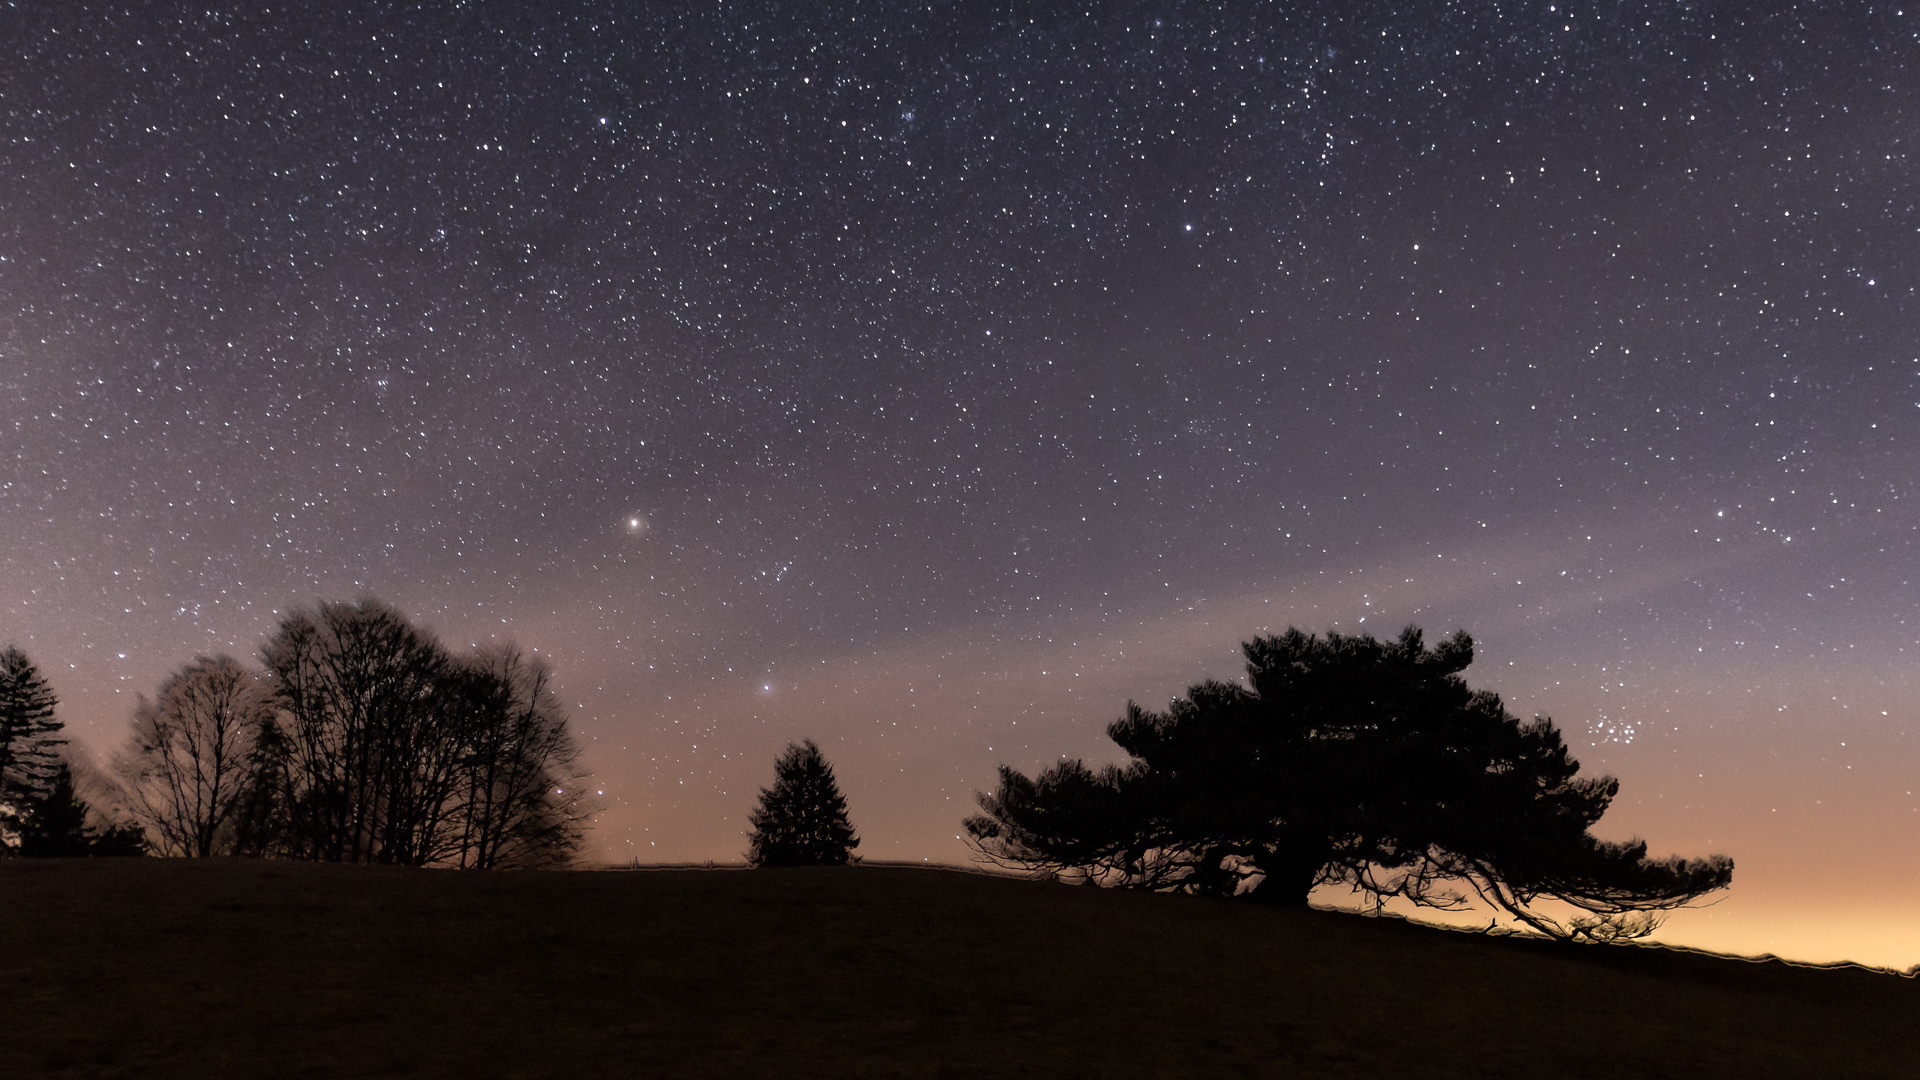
(746, 740, 859, 867)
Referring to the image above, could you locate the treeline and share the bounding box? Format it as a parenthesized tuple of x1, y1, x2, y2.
(7, 606, 1733, 946)
(0, 598, 592, 868)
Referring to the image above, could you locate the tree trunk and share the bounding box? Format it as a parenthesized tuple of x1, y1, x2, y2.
(1248, 852, 1323, 906)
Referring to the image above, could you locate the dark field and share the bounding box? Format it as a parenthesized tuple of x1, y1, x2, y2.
(2, 860, 1911, 1079)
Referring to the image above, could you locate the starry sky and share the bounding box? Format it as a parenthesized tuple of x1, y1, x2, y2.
(4, 1, 1917, 966)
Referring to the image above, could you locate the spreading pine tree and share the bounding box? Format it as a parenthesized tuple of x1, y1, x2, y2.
(746, 739, 859, 867)
(0, 645, 67, 850)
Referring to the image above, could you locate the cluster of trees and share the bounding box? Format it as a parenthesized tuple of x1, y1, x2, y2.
(466, 621, 1729, 948)
(0, 647, 146, 856)
(2, 597, 594, 868)
(15, 603, 1733, 947)
(966, 626, 1734, 942)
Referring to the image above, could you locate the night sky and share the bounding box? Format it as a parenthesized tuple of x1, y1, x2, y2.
(5, 2, 1917, 966)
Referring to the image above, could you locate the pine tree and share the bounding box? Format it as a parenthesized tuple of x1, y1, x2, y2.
(17, 762, 93, 857)
(968, 626, 1733, 942)
(0, 645, 67, 851)
(16, 761, 148, 858)
(746, 740, 859, 867)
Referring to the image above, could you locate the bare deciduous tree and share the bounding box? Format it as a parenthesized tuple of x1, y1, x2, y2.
(246, 598, 593, 867)
(119, 656, 271, 857)
(260, 598, 449, 864)
(447, 647, 591, 869)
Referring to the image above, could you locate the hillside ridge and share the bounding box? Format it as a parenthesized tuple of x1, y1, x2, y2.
(4, 859, 1912, 1079)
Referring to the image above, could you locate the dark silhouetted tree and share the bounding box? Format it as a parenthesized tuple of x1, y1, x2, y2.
(444, 646, 591, 868)
(88, 817, 150, 857)
(966, 626, 1733, 942)
(16, 762, 92, 857)
(16, 762, 148, 858)
(747, 740, 859, 867)
(118, 656, 272, 857)
(228, 717, 292, 859)
(248, 597, 593, 866)
(0, 645, 68, 853)
(258, 598, 457, 863)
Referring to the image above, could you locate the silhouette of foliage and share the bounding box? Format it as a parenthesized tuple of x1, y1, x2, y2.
(747, 740, 859, 867)
(16, 762, 148, 858)
(442, 646, 593, 869)
(258, 598, 451, 863)
(0, 645, 67, 850)
(967, 626, 1733, 941)
(87, 818, 151, 857)
(118, 656, 272, 857)
(238, 597, 591, 866)
(16, 762, 93, 857)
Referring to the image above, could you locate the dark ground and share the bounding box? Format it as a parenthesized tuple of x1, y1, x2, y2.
(1, 859, 1911, 1079)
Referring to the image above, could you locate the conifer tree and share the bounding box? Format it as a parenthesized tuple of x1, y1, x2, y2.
(746, 740, 859, 867)
(969, 626, 1733, 942)
(0, 645, 67, 851)
(16, 761, 148, 858)
(17, 762, 94, 857)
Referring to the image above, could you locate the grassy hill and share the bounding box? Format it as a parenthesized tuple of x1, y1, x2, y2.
(2, 859, 1911, 1079)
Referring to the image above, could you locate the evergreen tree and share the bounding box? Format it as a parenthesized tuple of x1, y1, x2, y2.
(0, 645, 67, 852)
(87, 817, 150, 857)
(15, 761, 145, 857)
(968, 626, 1733, 942)
(17, 762, 94, 857)
(746, 740, 859, 867)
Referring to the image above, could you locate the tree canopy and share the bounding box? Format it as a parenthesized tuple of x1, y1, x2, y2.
(118, 655, 270, 858)
(747, 740, 859, 868)
(966, 626, 1733, 941)
(245, 598, 593, 867)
